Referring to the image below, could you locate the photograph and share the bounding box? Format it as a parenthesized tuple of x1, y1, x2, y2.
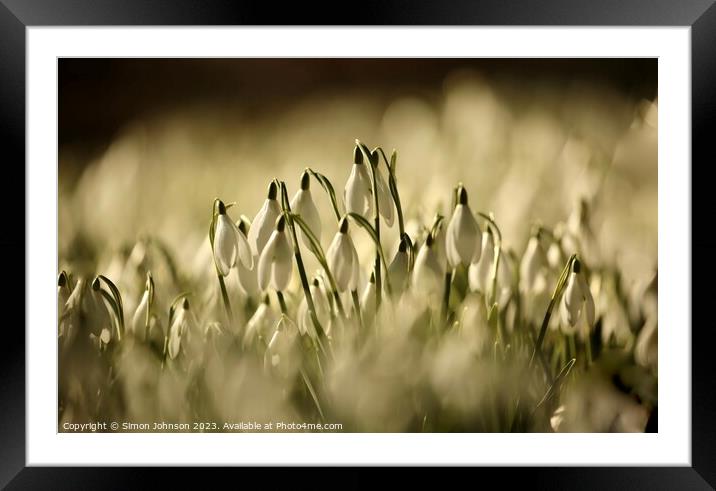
(57, 57, 658, 433)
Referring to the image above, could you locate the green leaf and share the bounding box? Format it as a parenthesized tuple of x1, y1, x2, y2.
(300, 367, 325, 421)
(536, 358, 576, 410)
(291, 214, 340, 294)
(97, 288, 122, 341)
(167, 292, 191, 326)
(98, 274, 124, 328)
(345, 212, 393, 295)
(307, 169, 342, 222)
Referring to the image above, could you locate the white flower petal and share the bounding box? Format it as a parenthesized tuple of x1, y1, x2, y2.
(563, 272, 583, 326)
(446, 204, 480, 268)
(375, 169, 394, 226)
(213, 214, 238, 276)
(579, 272, 596, 326)
(248, 199, 281, 256)
(412, 241, 444, 297)
(387, 249, 409, 296)
(468, 231, 495, 292)
(291, 189, 322, 248)
(131, 291, 149, 339)
(270, 232, 293, 291)
(344, 164, 373, 218)
(327, 232, 358, 292)
(257, 233, 278, 291)
(236, 254, 259, 297)
(232, 219, 254, 270)
(520, 236, 544, 292)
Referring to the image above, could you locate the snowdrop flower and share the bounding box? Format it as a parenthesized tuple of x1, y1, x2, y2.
(360, 272, 377, 323)
(431, 216, 448, 267)
(257, 215, 293, 292)
(560, 258, 596, 334)
(265, 315, 300, 377)
(167, 298, 193, 360)
(370, 150, 395, 227)
(248, 181, 281, 256)
(235, 218, 259, 297)
(520, 233, 546, 293)
(468, 229, 495, 293)
(290, 170, 322, 249)
(129, 273, 155, 341)
(326, 217, 361, 292)
(58, 272, 70, 315)
(213, 200, 253, 277)
(412, 232, 445, 298)
(298, 278, 331, 338)
(446, 185, 481, 269)
(344, 146, 373, 218)
(387, 237, 410, 297)
(243, 295, 276, 347)
(131, 289, 150, 340)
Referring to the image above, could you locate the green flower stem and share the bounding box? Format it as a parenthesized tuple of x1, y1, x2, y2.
(477, 212, 503, 309)
(378, 147, 406, 238)
(217, 274, 234, 326)
(278, 182, 328, 348)
(290, 213, 348, 321)
(276, 290, 288, 316)
(351, 289, 363, 331)
(567, 333, 577, 362)
(364, 148, 383, 311)
(529, 254, 577, 382)
(307, 168, 342, 223)
(145, 272, 154, 342)
(441, 270, 453, 323)
(356, 142, 386, 310)
(208, 199, 234, 328)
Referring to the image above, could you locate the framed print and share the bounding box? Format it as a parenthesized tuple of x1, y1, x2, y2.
(2, 0, 713, 486)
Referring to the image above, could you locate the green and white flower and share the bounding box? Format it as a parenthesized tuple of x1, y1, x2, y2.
(412, 232, 444, 298)
(290, 170, 322, 249)
(248, 181, 281, 256)
(468, 229, 495, 293)
(344, 146, 373, 219)
(520, 233, 546, 294)
(387, 237, 410, 297)
(236, 218, 259, 296)
(167, 298, 194, 360)
(213, 200, 253, 277)
(560, 258, 596, 333)
(446, 185, 481, 268)
(326, 217, 361, 292)
(257, 215, 293, 292)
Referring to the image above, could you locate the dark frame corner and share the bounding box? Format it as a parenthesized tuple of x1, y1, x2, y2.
(2, 0, 713, 487)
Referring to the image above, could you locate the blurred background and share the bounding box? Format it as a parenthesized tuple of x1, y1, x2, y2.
(59, 58, 657, 288)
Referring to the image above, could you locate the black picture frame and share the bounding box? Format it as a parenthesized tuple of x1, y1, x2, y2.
(2, 0, 712, 487)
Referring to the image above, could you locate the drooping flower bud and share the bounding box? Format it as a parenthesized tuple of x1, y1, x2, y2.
(468, 229, 495, 293)
(326, 217, 361, 292)
(560, 258, 596, 334)
(235, 218, 259, 296)
(213, 200, 253, 276)
(247, 181, 282, 256)
(344, 146, 374, 219)
(257, 215, 293, 292)
(520, 233, 546, 293)
(412, 232, 445, 298)
(360, 271, 377, 322)
(387, 236, 410, 297)
(290, 170, 322, 249)
(445, 185, 481, 269)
